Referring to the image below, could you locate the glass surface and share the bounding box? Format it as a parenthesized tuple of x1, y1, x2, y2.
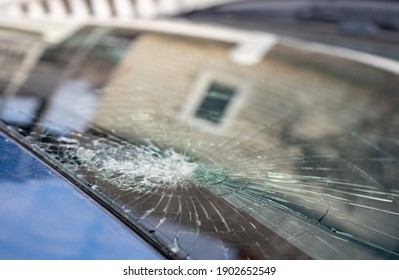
(1, 25, 398, 259)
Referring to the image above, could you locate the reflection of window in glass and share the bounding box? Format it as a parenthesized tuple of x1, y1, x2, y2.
(180, 71, 247, 133)
(90, 35, 133, 63)
(195, 82, 236, 124)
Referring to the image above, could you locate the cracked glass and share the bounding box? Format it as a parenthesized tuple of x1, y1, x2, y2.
(0, 26, 398, 259)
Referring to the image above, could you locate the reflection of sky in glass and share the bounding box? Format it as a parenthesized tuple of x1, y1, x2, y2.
(0, 96, 40, 126)
(43, 79, 99, 133)
(0, 134, 162, 260)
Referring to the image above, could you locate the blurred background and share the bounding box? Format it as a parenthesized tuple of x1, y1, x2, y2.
(0, 0, 234, 19)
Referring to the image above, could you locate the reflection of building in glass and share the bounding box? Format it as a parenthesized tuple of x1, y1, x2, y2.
(94, 32, 392, 144)
(4, 27, 138, 133)
(92, 32, 399, 258)
(0, 28, 43, 95)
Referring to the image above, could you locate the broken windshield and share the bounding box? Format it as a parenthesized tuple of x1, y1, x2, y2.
(0, 25, 398, 259)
